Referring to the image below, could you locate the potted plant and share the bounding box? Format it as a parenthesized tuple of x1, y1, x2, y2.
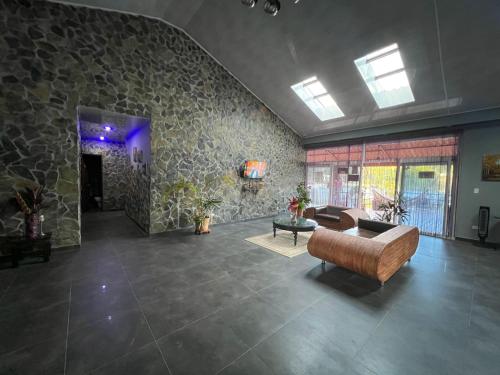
(163, 177, 223, 234)
(193, 197, 222, 234)
(377, 192, 409, 224)
(15, 183, 45, 239)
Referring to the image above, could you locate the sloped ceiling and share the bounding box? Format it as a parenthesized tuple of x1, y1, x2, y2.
(53, 0, 500, 139)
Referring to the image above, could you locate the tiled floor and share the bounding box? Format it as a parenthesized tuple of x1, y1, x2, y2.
(0, 211, 499, 374)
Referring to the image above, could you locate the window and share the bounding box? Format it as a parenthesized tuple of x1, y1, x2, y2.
(291, 77, 344, 121)
(306, 135, 459, 237)
(355, 43, 415, 109)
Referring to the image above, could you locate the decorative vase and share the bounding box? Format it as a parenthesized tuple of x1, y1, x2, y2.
(291, 212, 297, 224)
(296, 208, 304, 218)
(26, 213, 40, 239)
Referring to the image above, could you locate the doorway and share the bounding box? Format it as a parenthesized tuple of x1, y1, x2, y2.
(81, 154, 103, 212)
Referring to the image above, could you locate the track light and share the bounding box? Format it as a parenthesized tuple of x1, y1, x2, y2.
(264, 0, 280, 16)
(241, 0, 258, 8)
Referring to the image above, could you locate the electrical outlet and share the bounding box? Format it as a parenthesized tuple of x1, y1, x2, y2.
(472, 225, 478, 230)
(473, 188, 479, 194)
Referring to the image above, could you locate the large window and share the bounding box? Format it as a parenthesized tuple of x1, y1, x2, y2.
(306, 135, 459, 237)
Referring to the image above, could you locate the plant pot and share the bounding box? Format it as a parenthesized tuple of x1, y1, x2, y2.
(25, 213, 40, 239)
(195, 217, 211, 234)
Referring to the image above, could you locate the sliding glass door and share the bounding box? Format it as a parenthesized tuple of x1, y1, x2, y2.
(307, 165, 331, 207)
(306, 135, 459, 238)
(400, 162, 454, 236)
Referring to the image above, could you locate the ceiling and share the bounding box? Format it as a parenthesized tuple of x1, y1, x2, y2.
(78, 106, 150, 143)
(55, 0, 500, 139)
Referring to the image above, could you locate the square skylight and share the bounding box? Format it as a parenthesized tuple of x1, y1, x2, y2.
(291, 77, 344, 121)
(355, 43, 415, 109)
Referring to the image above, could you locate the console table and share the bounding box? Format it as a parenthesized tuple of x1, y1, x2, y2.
(0, 233, 52, 267)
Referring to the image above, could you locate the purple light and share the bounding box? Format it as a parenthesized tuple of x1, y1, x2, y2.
(104, 126, 112, 132)
(99, 136, 105, 141)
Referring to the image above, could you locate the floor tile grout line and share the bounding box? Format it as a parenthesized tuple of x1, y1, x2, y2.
(155, 288, 261, 341)
(111, 245, 174, 375)
(63, 279, 73, 375)
(215, 293, 328, 375)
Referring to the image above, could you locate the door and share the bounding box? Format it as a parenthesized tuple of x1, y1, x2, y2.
(400, 162, 452, 237)
(81, 154, 103, 212)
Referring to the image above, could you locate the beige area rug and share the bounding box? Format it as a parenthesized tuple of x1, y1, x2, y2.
(245, 230, 313, 258)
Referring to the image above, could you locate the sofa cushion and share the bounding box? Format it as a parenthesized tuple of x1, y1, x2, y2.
(325, 206, 348, 216)
(343, 227, 380, 239)
(316, 213, 340, 222)
(358, 218, 396, 233)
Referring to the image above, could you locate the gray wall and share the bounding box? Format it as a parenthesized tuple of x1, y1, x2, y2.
(455, 124, 500, 242)
(0, 0, 304, 246)
(81, 139, 128, 211)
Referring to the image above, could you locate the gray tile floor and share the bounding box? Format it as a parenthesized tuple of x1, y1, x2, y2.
(0, 211, 499, 374)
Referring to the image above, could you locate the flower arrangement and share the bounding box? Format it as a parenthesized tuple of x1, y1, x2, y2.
(15, 184, 44, 216)
(288, 182, 311, 217)
(15, 183, 45, 239)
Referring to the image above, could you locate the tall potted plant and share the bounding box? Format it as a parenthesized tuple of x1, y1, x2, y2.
(163, 177, 223, 234)
(377, 192, 409, 224)
(193, 197, 222, 234)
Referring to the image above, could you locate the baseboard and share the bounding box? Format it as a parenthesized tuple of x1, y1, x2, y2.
(455, 236, 499, 249)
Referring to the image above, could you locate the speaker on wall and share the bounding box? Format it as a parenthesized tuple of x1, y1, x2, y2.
(478, 206, 490, 244)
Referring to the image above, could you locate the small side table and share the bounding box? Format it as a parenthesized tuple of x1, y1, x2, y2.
(0, 233, 52, 267)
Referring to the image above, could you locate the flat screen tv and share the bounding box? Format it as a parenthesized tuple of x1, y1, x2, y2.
(240, 160, 267, 179)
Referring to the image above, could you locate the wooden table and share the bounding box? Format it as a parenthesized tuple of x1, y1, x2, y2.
(0, 233, 52, 267)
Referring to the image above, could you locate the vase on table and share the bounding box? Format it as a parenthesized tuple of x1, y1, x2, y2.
(25, 213, 40, 239)
(296, 207, 304, 218)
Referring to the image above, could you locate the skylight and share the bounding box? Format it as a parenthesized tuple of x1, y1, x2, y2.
(355, 43, 415, 109)
(291, 77, 344, 121)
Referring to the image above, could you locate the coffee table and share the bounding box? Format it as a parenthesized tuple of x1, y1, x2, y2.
(273, 217, 318, 246)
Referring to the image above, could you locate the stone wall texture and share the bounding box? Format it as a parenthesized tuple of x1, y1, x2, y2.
(80, 139, 128, 211)
(0, 0, 305, 246)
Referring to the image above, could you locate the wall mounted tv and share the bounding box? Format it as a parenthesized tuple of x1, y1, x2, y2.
(240, 160, 267, 179)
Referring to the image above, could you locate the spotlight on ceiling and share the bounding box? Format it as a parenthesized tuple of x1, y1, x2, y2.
(241, 0, 258, 8)
(264, 0, 280, 16)
(99, 136, 105, 141)
(104, 126, 111, 132)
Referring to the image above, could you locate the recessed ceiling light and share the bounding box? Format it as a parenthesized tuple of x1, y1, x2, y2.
(104, 126, 112, 132)
(241, 0, 258, 8)
(355, 43, 415, 109)
(264, 0, 280, 16)
(99, 136, 105, 141)
(291, 76, 344, 121)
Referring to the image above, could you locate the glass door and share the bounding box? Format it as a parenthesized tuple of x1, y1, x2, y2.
(400, 162, 453, 237)
(307, 165, 331, 207)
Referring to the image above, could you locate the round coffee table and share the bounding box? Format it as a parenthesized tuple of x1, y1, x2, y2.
(272, 217, 318, 246)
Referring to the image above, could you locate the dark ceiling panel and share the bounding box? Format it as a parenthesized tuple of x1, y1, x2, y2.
(51, 0, 500, 138)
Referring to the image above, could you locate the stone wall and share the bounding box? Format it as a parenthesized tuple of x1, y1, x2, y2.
(125, 125, 151, 232)
(0, 0, 305, 246)
(80, 139, 128, 211)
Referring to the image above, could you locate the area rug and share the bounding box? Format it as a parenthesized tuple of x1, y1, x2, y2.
(245, 230, 313, 258)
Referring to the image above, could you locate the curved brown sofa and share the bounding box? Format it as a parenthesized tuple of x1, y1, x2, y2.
(307, 219, 419, 284)
(304, 206, 370, 230)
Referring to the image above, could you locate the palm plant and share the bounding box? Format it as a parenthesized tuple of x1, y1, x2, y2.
(377, 192, 409, 224)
